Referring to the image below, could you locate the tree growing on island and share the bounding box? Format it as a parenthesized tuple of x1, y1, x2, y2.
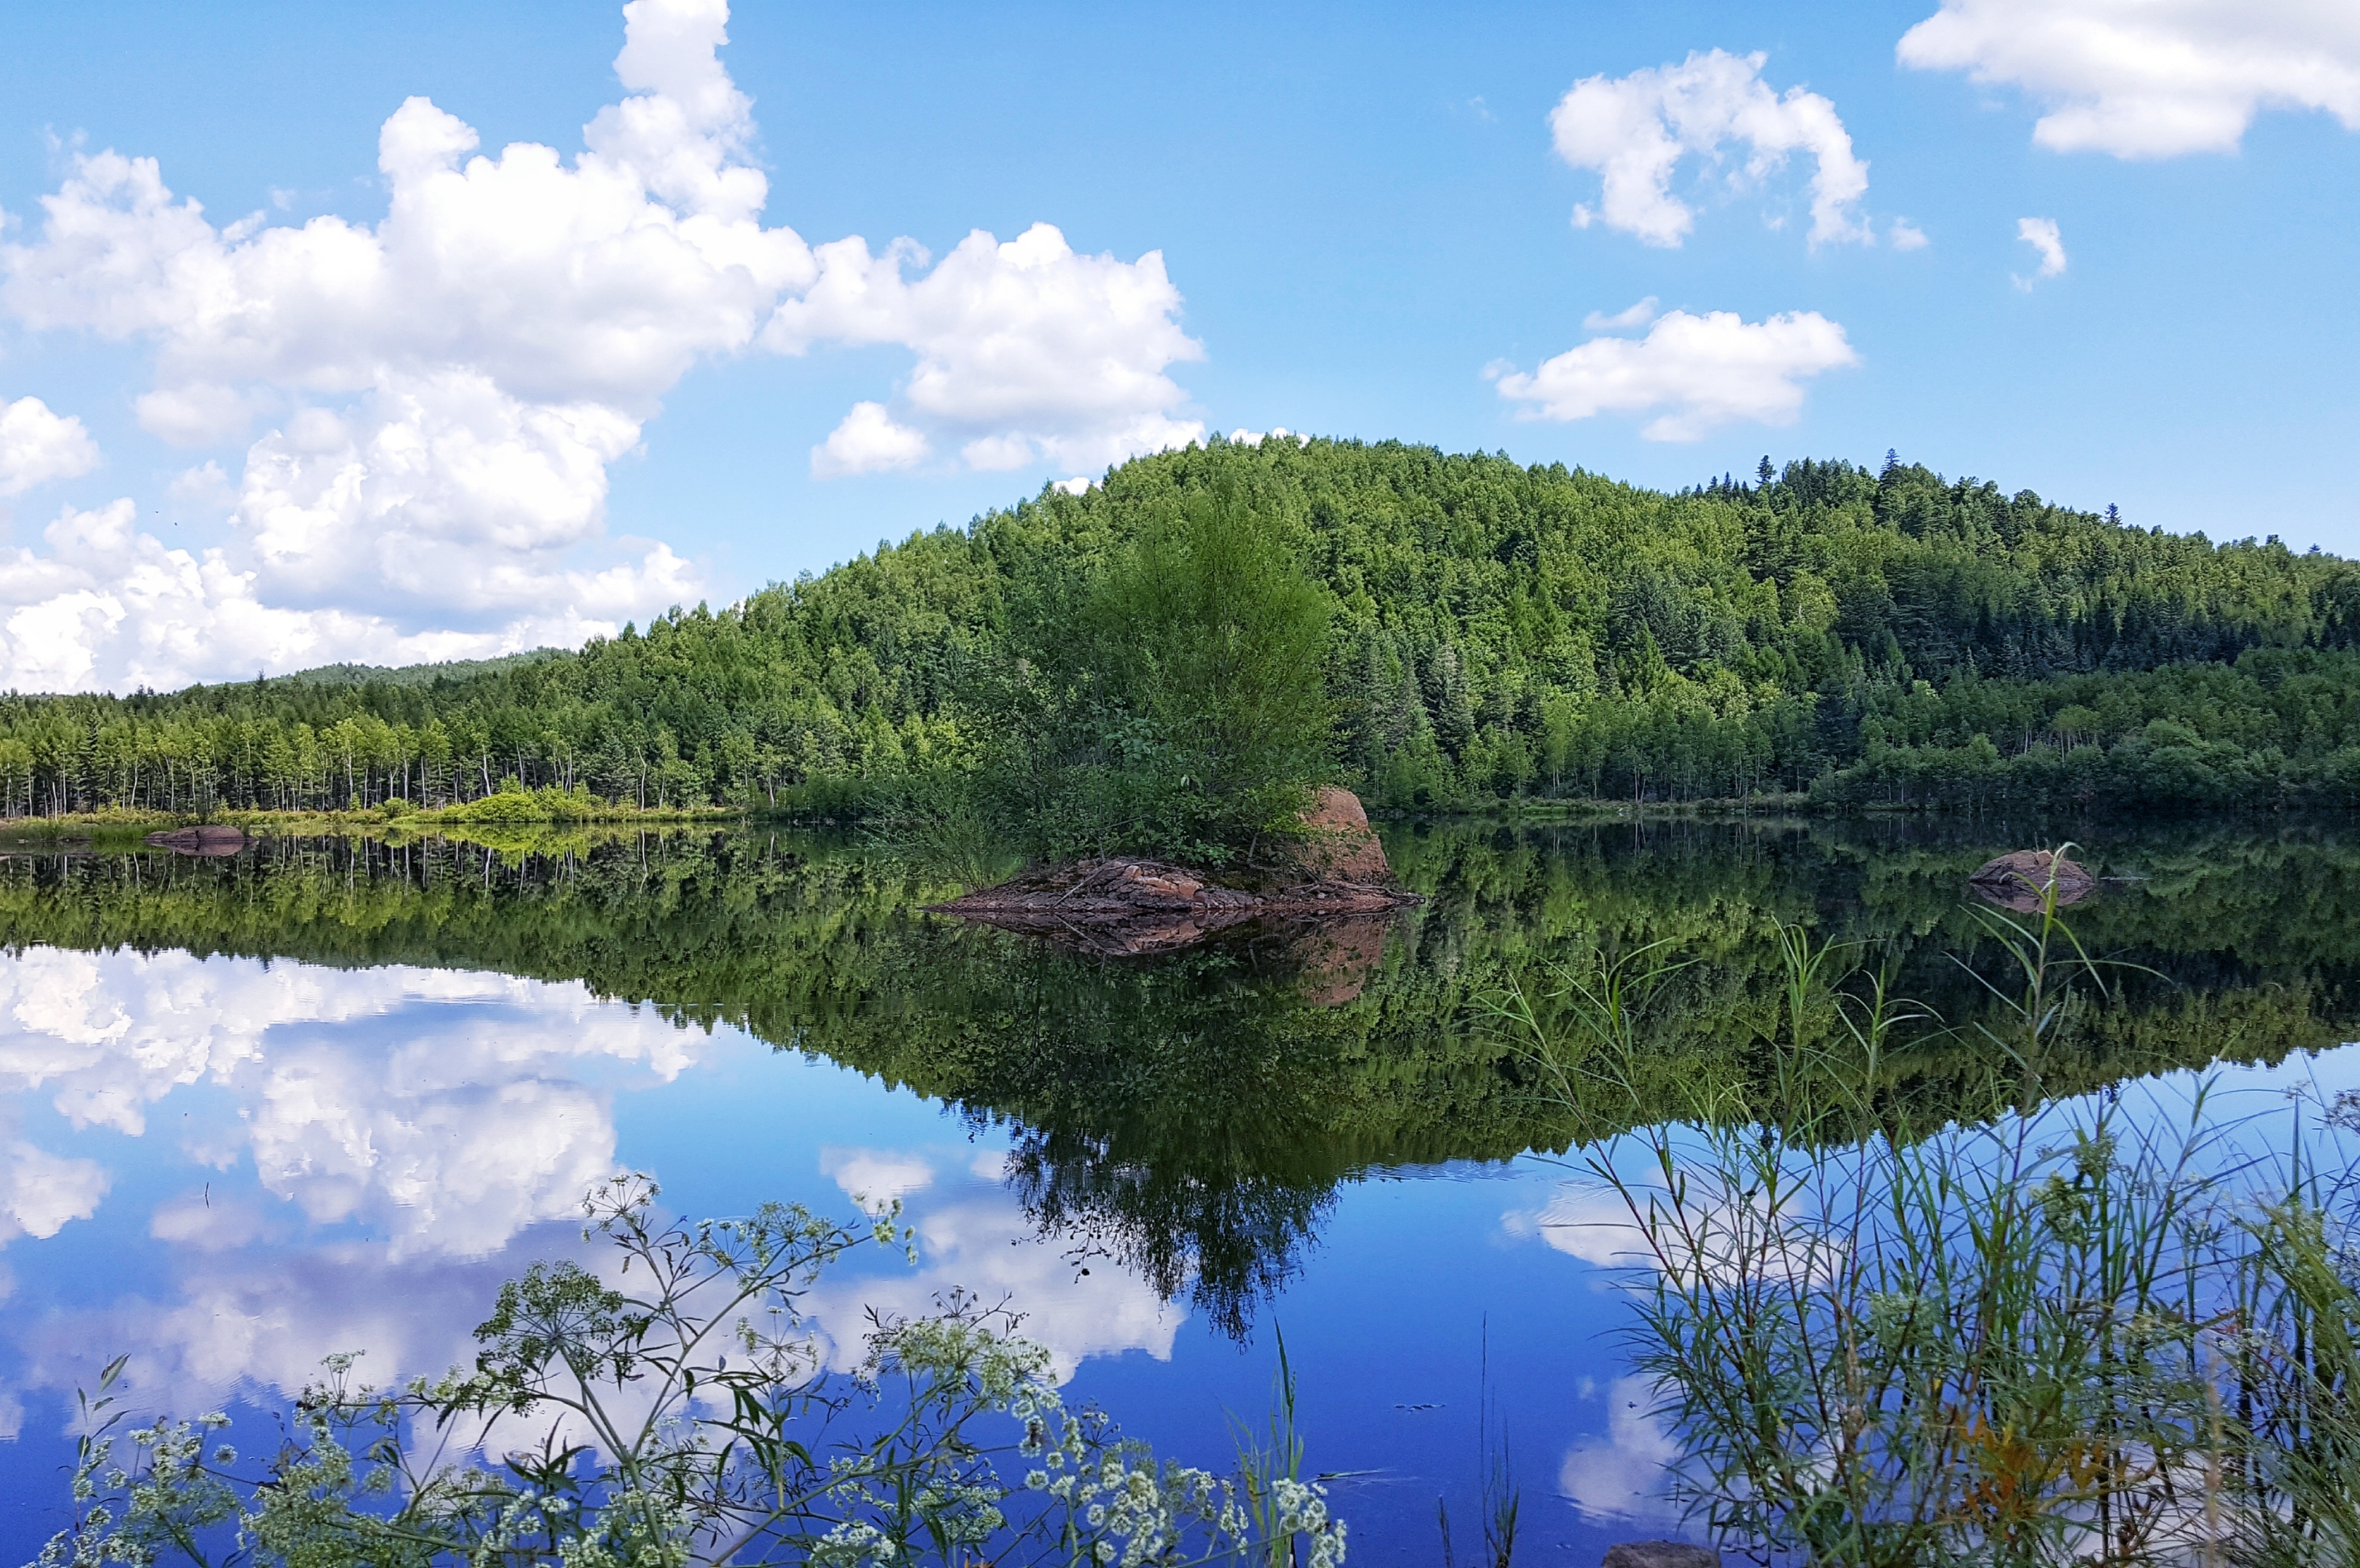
(955, 476, 1338, 867)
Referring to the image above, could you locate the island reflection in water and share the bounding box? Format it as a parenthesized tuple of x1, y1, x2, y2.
(1, 817, 2358, 1559)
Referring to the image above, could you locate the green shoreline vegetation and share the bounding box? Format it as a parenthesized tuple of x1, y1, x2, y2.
(8, 439, 2360, 840)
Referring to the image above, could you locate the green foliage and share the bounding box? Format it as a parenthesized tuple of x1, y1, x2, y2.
(7, 439, 2357, 821)
(963, 481, 1335, 859)
(38, 1176, 1347, 1568)
(1542, 878, 2360, 1566)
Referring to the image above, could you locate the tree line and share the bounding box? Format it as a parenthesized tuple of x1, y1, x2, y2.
(8, 438, 2360, 819)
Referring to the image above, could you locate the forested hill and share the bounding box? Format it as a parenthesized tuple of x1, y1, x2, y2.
(9, 438, 2360, 817)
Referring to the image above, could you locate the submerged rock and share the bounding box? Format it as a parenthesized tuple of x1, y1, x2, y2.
(1967, 848, 2096, 912)
(144, 825, 248, 857)
(1601, 1545, 1719, 1568)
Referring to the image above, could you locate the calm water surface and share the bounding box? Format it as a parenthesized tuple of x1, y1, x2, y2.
(1, 818, 2357, 1561)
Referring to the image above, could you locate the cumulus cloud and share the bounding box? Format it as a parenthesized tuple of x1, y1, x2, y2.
(0, 942, 1175, 1420)
(0, 0, 1204, 690)
(805, 1196, 1183, 1381)
(1898, 0, 2360, 158)
(1889, 218, 1930, 251)
(1509, 1182, 1837, 1289)
(1550, 49, 1871, 248)
(812, 401, 930, 478)
(820, 1146, 936, 1211)
(150, 1189, 270, 1251)
(14, 1236, 576, 1429)
(0, 946, 706, 1255)
(1557, 1374, 1684, 1525)
(1222, 427, 1308, 448)
(0, 396, 100, 497)
(1582, 298, 1660, 332)
(771, 223, 1204, 478)
(1490, 307, 1859, 441)
(0, 1141, 109, 1243)
(2014, 216, 2067, 287)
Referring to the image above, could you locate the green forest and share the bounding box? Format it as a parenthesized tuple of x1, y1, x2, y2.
(9, 438, 2360, 822)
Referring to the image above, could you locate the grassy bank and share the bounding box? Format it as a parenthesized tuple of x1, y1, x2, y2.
(0, 796, 740, 850)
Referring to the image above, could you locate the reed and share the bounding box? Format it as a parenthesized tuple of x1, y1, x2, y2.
(1510, 852, 2360, 1566)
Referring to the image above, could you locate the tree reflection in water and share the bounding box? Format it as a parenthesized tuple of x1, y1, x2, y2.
(7, 814, 2360, 1341)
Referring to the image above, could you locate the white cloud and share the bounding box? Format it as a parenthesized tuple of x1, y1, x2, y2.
(0, 396, 100, 497)
(1548, 49, 1871, 248)
(811, 401, 930, 478)
(1889, 218, 1930, 251)
(769, 223, 1204, 477)
(960, 432, 1037, 472)
(135, 383, 253, 446)
(1582, 297, 1660, 332)
(0, 1140, 109, 1242)
(0, 946, 706, 1255)
(820, 1146, 936, 1211)
(0, 497, 679, 694)
(1898, 0, 2360, 158)
(14, 1238, 573, 1431)
(0, 0, 1205, 690)
(1490, 308, 1859, 441)
(1509, 1181, 1838, 1290)
(1556, 1374, 1684, 1525)
(150, 1189, 269, 1251)
(805, 1196, 1183, 1382)
(2014, 216, 2067, 288)
(166, 459, 233, 511)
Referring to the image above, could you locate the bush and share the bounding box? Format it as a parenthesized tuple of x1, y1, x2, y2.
(40, 1176, 1350, 1568)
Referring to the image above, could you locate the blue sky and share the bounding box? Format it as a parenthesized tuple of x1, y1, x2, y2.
(0, 0, 2354, 690)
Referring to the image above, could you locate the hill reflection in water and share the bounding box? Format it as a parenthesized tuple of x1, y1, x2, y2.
(9, 820, 2360, 1329)
(1, 817, 2356, 1554)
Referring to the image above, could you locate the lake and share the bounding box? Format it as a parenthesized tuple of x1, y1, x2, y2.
(1, 817, 2356, 1564)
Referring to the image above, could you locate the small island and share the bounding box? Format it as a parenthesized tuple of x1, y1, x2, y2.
(931, 786, 1417, 957)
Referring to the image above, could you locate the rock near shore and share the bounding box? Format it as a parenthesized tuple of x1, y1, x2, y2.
(1287, 786, 1392, 883)
(1967, 849, 2096, 911)
(144, 825, 249, 857)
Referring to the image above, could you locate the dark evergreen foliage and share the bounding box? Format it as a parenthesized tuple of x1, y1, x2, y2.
(7, 437, 2359, 817)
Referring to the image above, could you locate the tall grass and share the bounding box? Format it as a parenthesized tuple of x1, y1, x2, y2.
(1501, 852, 2360, 1566)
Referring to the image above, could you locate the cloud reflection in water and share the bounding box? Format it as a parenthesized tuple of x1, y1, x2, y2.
(0, 944, 1180, 1450)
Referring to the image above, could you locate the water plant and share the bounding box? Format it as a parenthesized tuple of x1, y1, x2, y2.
(1509, 852, 2360, 1566)
(34, 1174, 1347, 1568)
